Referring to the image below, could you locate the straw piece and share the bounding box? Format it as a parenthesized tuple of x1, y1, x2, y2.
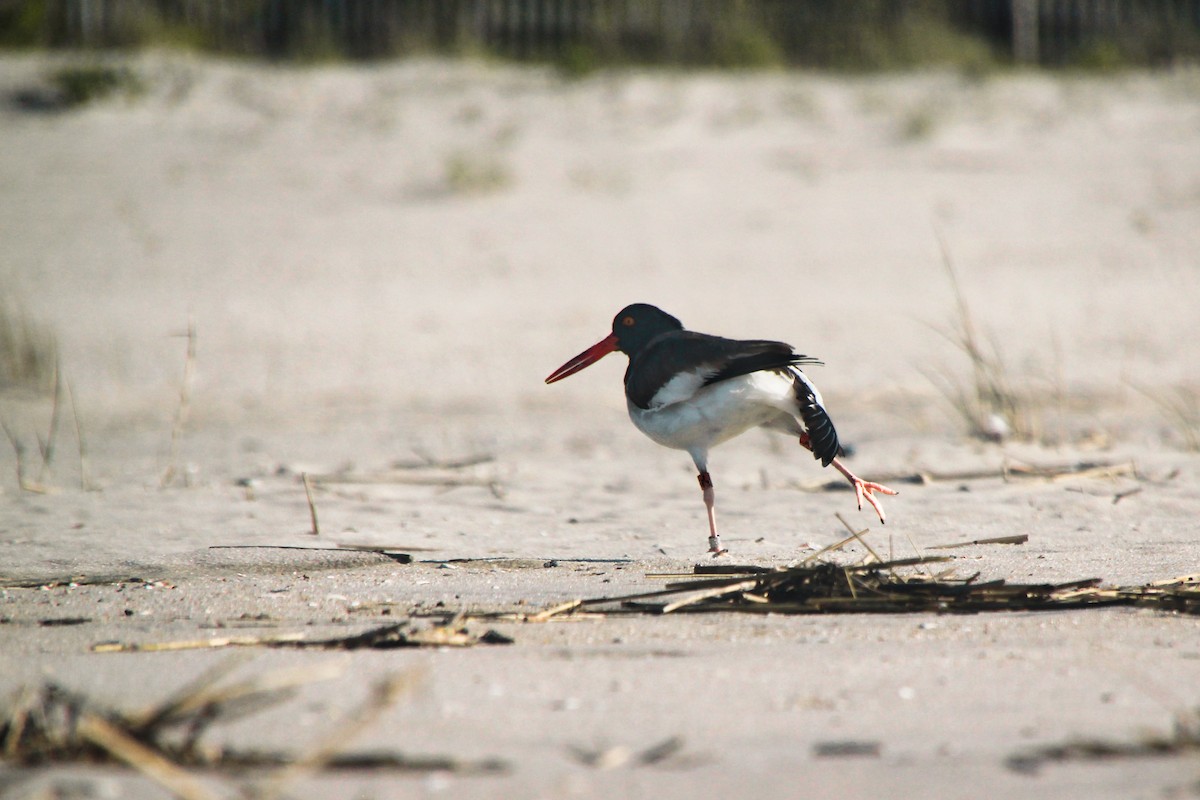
(929, 534, 1030, 549)
(301, 472, 320, 536)
(835, 513, 885, 567)
(91, 633, 309, 653)
(77, 713, 217, 800)
(528, 599, 582, 622)
(661, 580, 760, 614)
(257, 674, 418, 800)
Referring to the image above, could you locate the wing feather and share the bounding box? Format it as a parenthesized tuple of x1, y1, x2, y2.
(626, 331, 823, 410)
(790, 367, 839, 466)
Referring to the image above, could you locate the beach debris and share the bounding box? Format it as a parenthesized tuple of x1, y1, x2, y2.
(37, 616, 92, 626)
(91, 619, 514, 654)
(1007, 709, 1200, 774)
(207, 544, 418, 563)
(929, 534, 1029, 549)
(160, 319, 197, 489)
(530, 520, 1200, 618)
(0, 415, 55, 494)
(514, 517, 1199, 617)
(527, 599, 583, 622)
(813, 740, 883, 758)
(0, 659, 507, 797)
(302, 618, 514, 649)
(798, 459, 1138, 492)
(92, 633, 310, 653)
(0, 574, 151, 590)
(568, 736, 692, 769)
(569, 560, 1200, 616)
(391, 450, 496, 470)
(1112, 486, 1143, 504)
(308, 458, 505, 499)
(301, 471, 320, 536)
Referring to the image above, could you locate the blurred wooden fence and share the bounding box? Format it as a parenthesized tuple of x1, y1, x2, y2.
(23, 0, 1200, 65)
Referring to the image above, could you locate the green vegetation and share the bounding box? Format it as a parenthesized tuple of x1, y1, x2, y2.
(557, 43, 602, 78)
(0, 1, 48, 47)
(877, 15, 998, 73)
(1069, 40, 1129, 72)
(712, 21, 785, 69)
(899, 105, 939, 141)
(0, 0, 1195, 71)
(49, 64, 143, 105)
(443, 151, 512, 195)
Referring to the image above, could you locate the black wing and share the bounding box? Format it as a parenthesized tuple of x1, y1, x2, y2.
(792, 368, 839, 467)
(625, 331, 822, 410)
(702, 340, 823, 386)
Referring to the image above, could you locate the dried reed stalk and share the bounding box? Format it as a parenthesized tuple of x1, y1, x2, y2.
(161, 319, 196, 487)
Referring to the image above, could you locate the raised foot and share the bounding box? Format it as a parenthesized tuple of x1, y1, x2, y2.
(800, 434, 899, 524)
(826, 454, 899, 524)
(848, 475, 899, 524)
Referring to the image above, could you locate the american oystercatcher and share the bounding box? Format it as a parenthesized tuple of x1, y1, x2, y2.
(545, 303, 897, 555)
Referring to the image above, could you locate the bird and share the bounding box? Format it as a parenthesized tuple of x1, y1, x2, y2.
(545, 303, 897, 555)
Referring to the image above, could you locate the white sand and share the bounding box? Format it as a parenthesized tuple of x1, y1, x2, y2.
(1, 53, 1199, 798)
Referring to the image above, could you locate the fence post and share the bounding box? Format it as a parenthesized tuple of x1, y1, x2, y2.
(1011, 0, 1039, 63)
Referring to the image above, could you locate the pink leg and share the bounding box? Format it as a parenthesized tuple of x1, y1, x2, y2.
(698, 471, 727, 556)
(799, 435, 898, 524)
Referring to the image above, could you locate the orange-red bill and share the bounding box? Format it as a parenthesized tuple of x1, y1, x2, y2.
(545, 334, 619, 384)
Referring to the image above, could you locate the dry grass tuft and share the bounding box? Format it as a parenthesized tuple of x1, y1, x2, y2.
(511, 520, 1200, 618)
(925, 232, 1035, 443)
(0, 658, 506, 795)
(160, 319, 197, 488)
(0, 300, 57, 394)
(1129, 382, 1200, 452)
(0, 298, 68, 492)
(568, 557, 1200, 617)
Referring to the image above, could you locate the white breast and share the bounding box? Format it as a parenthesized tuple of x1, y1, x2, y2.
(627, 370, 799, 453)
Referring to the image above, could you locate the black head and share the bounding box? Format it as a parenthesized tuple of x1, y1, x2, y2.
(545, 303, 684, 384)
(610, 304, 683, 355)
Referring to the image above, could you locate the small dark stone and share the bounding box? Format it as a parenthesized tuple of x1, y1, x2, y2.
(813, 740, 881, 758)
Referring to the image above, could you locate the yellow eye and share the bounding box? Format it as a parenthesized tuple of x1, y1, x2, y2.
(622, 316, 635, 327)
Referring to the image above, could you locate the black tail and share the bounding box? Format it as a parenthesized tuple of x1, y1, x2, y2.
(791, 369, 839, 467)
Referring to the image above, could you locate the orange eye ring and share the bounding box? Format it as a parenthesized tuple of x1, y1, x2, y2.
(622, 316, 635, 327)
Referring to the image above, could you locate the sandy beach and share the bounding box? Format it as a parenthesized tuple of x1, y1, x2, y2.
(1, 52, 1199, 798)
